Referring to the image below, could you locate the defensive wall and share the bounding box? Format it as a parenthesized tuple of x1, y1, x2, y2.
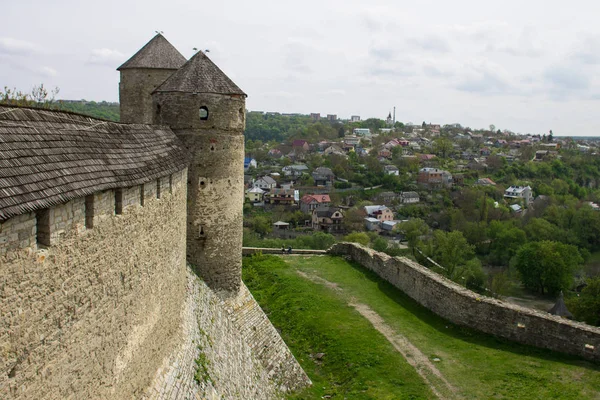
(1, 169, 189, 399)
(328, 242, 600, 362)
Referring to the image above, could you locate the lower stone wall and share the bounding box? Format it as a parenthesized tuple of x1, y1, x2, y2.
(329, 242, 600, 362)
(1, 169, 188, 399)
(146, 268, 311, 399)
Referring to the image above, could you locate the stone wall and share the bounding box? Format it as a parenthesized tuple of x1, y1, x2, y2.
(1, 169, 188, 399)
(0, 212, 36, 256)
(146, 269, 310, 399)
(329, 242, 600, 362)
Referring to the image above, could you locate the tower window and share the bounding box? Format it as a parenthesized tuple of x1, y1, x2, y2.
(199, 106, 209, 120)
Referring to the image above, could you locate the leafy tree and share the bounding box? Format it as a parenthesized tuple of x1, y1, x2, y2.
(372, 237, 388, 252)
(514, 241, 583, 295)
(343, 232, 371, 247)
(251, 215, 272, 236)
(566, 277, 600, 326)
(487, 221, 527, 266)
(397, 218, 429, 249)
(429, 230, 475, 280)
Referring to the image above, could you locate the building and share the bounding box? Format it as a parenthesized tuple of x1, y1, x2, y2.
(326, 114, 337, 121)
(504, 185, 533, 206)
(253, 175, 277, 190)
(364, 205, 394, 221)
(300, 194, 331, 213)
(310, 113, 321, 121)
(312, 167, 335, 186)
(282, 164, 309, 177)
(344, 135, 361, 147)
(244, 156, 257, 171)
(475, 178, 496, 186)
(353, 128, 371, 136)
(292, 139, 310, 151)
(417, 168, 452, 188)
(246, 187, 265, 203)
(0, 34, 309, 399)
(312, 207, 343, 232)
(265, 188, 298, 206)
(383, 165, 399, 175)
(400, 191, 420, 204)
(351, 115, 360, 122)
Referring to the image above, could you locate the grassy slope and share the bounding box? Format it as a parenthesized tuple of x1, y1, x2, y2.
(243, 254, 600, 400)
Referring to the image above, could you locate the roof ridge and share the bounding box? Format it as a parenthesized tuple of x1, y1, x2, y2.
(117, 34, 187, 71)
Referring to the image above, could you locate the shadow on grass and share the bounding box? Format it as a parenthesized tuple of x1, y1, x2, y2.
(342, 257, 600, 372)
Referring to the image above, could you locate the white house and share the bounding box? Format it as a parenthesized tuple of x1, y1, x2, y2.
(504, 185, 533, 206)
(383, 165, 399, 176)
(253, 176, 277, 190)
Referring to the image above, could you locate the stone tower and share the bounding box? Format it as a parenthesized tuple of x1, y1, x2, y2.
(117, 34, 186, 124)
(152, 50, 247, 294)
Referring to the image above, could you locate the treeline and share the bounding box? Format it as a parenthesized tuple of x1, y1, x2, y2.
(56, 101, 120, 121)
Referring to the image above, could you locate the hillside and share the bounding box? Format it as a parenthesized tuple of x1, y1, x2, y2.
(243, 254, 600, 399)
(56, 100, 120, 121)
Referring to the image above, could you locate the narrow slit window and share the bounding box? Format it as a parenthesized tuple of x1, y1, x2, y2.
(36, 209, 51, 246)
(115, 189, 123, 215)
(85, 195, 94, 228)
(156, 179, 161, 199)
(140, 185, 145, 206)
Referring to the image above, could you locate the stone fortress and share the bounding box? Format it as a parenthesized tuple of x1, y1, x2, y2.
(0, 34, 310, 399)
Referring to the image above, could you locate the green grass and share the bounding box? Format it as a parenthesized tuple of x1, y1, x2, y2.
(243, 254, 600, 400)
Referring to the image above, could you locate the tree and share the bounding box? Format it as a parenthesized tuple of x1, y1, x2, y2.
(1, 84, 60, 108)
(514, 241, 583, 295)
(343, 232, 370, 247)
(429, 230, 475, 280)
(489, 124, 496, 132)
(487, 221, 527, 266)
(566, 277, 600, 326)
(397, 218, 429, 249)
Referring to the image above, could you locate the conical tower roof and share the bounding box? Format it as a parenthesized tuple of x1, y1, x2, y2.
(153, 50, 246, 96)
(548, 291, 573, 319)
(117, 34, 187, 70)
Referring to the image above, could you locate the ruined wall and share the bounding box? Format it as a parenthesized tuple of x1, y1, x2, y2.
(1, 169, 188, 399)
(119, 68, 177, 124)
(153, 92, 246, 293)
(329, 243, 600, 362)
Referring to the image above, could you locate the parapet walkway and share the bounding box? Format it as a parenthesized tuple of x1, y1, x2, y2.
(242, 247, 326, 256)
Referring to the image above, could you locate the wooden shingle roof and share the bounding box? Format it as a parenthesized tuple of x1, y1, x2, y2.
(153, 50, 246, 96)
(117, 34, 187, 71)
(0, 105, 188, 222)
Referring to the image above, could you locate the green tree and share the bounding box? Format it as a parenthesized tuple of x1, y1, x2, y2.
(397, 218, 429, 249)
(566, 277, 600, 326)
(372, 237, 388, 252)
(430, 230, 475, 280)
(487, 221, 527, 266)
(343, 232, 371, 247)
(251, 215, 272, 236)
(514, 241, 583, 295)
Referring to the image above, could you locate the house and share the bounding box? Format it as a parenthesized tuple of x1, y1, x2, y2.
(417, 168, 452, 188)
(475, 178, 496, 186)
(381, 220, 401, 234)
(586, 201, 600, 211)
(400, 191, 420, 204)
(292, 139, 310, 152)
(265, 188, 298, 206)
(253, 176, 277, 190)
(383, 165, 399, 175)
(312, 207, 343, 233)
(365, 217, 381, 231)
(419, 154, 436, 162)
(267, 148, 283, 158)
(273, 221, 290, 230)
(312, 167, 335, 186)
(244, 156, 257, 172)
(282, 164, 309, 177)
(376, 191, 400, 204)
(364, 205, 394, 221)
(324, 145, 346, 156)
(245, 187, 265, 203)
(453, 174, 464, 186)
(504, 185, 533, 206)
(350, 115, 360, 122)
(509, 204, 523, 213)
(480, 147, 491, 156)
(467, 158, 487, 171)
(378, 149, 392, 159)
(353, 128, 371, 137)
(344, 135, 361, 147)
(300, 194, 331, 213)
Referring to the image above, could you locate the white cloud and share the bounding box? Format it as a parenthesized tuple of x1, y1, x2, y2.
(87, 48, 126, 66)
(38, 66, 58, 77)
(0, 37, 38, 56)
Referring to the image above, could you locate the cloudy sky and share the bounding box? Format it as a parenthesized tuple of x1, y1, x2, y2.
(2, 0, 600, 135)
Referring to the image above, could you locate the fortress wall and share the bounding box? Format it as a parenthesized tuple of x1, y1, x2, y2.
(119, 68, 178, 124)
(146, 268, 310, 400)
(329, 242, 600, 362)
(1, 168, 189, 399)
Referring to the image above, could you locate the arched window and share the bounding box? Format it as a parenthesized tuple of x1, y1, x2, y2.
(199, 106, 209, 120)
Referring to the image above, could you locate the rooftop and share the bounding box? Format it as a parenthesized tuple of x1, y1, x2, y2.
(117, 34, 187, 71)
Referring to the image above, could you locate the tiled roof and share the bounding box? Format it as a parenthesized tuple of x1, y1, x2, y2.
(154, 50, 246, 96)
(0, 105, 188, 222)
(117, 34, 187, 70)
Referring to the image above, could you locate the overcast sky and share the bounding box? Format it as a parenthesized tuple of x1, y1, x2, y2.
(2, 0, 600, 135)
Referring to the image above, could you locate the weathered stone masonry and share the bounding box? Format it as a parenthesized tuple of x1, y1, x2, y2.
(329, 242, 600, 362)
(1, 169, 188, 399)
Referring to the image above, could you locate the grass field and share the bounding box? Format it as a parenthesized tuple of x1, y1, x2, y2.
(242, 254, 600, 400)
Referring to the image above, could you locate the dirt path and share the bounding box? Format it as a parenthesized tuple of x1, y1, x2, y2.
(295, 269, 461, 400)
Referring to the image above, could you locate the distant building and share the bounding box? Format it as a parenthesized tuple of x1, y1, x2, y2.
(344, 135, 361, 146)
(353, 128, 371, 136)
(245, 187, 265, 203)
(292, 139, 310, 151)
(282, 164, 309, 177)
(312, 207, 343, 233)
(265, 188, 298, 206)
(417, 168, 452, 188)
(310, 113, 320, 121)
(475, 178, 496, 186)
(364, 205, 394, 222)
(300, 194, 331, 213)
(351, 115, 361, 122)
(504, 185, 533, 206)
(326, 114, 337, 122)
(400, 191, 420, 204)
(244, 156, 257, 172)
(312, 167, 335, 186)
(383, 165, 399, 175)
(253, 176, 277, 190)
